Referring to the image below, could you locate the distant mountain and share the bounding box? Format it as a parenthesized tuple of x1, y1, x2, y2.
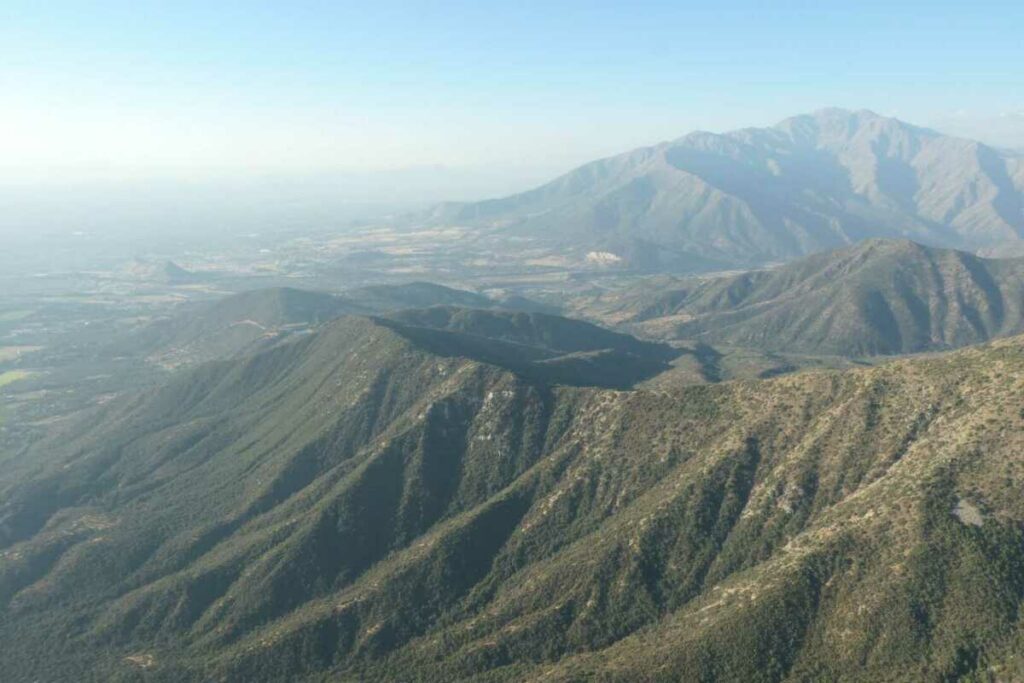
(584, 239, 1024, 356)
(428, 109, 1024, 269)
(3, 309, 1024, 681)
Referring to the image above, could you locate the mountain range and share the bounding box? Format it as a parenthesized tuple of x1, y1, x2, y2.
(428, 108, 1024, 269)
(2, 304, 1024, 681)
(580, 239, 1024, 356)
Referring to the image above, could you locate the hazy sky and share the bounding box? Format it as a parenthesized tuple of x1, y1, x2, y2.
(3, 0, 1023, 183)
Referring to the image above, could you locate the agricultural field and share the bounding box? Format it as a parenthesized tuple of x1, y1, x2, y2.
(0, 370, 34, 388)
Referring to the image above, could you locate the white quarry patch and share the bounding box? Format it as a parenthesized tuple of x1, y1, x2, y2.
(230, 319, 267, 330)
(585, 251, 623, 265)
(952, 499, 984, 527)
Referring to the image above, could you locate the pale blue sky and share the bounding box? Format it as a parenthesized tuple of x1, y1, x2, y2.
(2, 0, 1023, 180)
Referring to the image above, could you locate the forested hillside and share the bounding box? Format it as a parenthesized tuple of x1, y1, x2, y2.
(2, 311, 1024, 681)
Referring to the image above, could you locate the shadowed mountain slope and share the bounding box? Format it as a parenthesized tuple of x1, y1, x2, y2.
(2, 309, 1024, 681)
(341, 281, 495, 312)
(428, 109, 1024, 269)
(384, 305, 673, 358)
(378, 306, 678, 388)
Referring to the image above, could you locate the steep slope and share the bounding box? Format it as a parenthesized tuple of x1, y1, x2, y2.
(2, 309, 1024, 681)
(428, 109, 1024, 268)
(588, 239, 1024, 356)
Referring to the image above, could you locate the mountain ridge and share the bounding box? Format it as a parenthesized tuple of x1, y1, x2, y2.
(2, 306, 1024, 680)
(427, 108, 1024, 269)
(577, 239, 1024, 356)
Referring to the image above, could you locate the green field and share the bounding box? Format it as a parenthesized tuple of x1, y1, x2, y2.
(0, 310, 34, 322)
(0, 370, 33, 388)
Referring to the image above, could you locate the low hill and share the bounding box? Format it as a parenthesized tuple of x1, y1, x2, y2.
(120, 282, 521, 369)
(589, 239, 1024, 356)
(123, 259, 210, 285)
(2, 311, 1024, 681)
(122, 287, 361, 368)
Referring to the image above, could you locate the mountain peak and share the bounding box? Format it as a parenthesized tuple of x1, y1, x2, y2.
(809, 106, 884, 121)
(774, 107, 934, 145)
(788, 107, 889, 126)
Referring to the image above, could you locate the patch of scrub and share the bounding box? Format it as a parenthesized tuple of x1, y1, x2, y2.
(952, 499, 984, 527)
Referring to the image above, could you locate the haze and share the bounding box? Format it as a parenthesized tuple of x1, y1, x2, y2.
(3, 1, 1022, 190)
